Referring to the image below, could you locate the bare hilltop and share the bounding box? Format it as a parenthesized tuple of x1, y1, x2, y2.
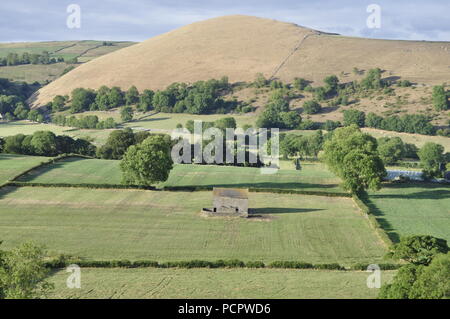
(31, 15, 450, 107)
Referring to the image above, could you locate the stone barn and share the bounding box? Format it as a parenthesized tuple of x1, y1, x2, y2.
(203, 188, 249, 218)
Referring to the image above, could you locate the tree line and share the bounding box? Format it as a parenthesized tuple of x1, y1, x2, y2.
(0, 51, 66, 67)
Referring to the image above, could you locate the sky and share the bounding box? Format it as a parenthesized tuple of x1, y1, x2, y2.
(1, 0, 449, 43)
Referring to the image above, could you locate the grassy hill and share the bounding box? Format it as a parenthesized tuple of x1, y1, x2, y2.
(0, 40, 135, 83)
(30, 15, 450, 107)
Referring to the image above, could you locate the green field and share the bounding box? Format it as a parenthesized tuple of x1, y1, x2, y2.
(123, 112, 256, 131)
(0, 154, 49, 184)
(0, 187, 386, 264)
(0, 41, 135, 83)
(367, 183, 450, 243)
(18, 157, 344, 193)
(48, 268, 394, 299)
(0, 121, 113, 145)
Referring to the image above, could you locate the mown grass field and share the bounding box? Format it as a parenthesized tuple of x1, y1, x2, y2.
(0, 187, 386, 264)
(18, 157, 344, 193)
(367, 183, 450, 243)
(0, 154, 49, 184)
(48, 268, 394, 299)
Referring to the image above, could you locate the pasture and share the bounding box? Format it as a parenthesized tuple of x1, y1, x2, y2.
(17, 157, 344, 193)
(123, 112, 256, 131)
(0, 154, 49, 184)
(0, 41, 135, 83)
(0, 187, 386, 264)
(0, 120, 113, 145)
(367, 183, 450, 243)
(48, 268, 394, 299)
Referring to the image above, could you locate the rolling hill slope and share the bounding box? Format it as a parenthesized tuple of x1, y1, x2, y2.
(30, 15, 450, 107)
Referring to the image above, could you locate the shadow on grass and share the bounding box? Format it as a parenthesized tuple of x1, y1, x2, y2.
(133, 117, 171, 123)
(361, 195, 401, 243)
(165, 182, 341, 191)
(252, 207, 324, 215)
(16, 157, 87, 182)
(0, 186, 20, 200)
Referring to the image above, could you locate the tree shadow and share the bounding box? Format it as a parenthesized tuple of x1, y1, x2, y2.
(183, 182, 340, 190)
(251, 207, 324, 215)
(133, 117, 171, 123)
(0, 186, 20, 200)
(361, 195, 401, 243)
(16, 157, 84, 182)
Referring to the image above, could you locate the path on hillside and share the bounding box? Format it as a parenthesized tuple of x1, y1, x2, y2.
(269, 31, 320, 80)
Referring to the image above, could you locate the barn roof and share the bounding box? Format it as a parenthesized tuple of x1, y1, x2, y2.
(213, 188, 249, 199)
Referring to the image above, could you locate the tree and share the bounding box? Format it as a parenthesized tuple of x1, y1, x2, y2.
(120, 135, 173, 186)
(51, 95, 65, 112)
(379, 253, 450, 299)
(323, 125, 386, 193)
(365, 112, 383, 128)
(152, 91, 173, 111)
(388, 235, 448, 266)
(254, 73, 268, 88)
(97, 129, 135, 160)
(280, 111, 301, 129)
(108, 87, 124, 108)
(120, 106, 134, 122)
(30, 131, 58, 156)
(418, 142, 445, 178)
(377, 137, 405, 165)
(303, 100, 321, 115)
(138, 89, 154, 112)
(323, 120, 341, 131)
(214, 117, 237, 132)
(378, 263, 421, 299)
(293, 78, 308, 91)
(343, 109, 365, 127)
(95, 86, 111, 110)
(256, 104, 282, 128)
(125, 86, 140, 105)
(324, 75, 339, 95)
(70, 88, 95, 113)
(409, 253, 450, 299)
(432, 85, 449, 111)
(3, 134, 26, 154)
(360, 68, 383, 90)
(0, 241, 54, 299)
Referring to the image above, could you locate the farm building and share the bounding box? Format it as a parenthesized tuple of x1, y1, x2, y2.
(203, 188, 249, 218)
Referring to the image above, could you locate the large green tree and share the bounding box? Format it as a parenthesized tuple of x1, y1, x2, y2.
(377, 137, 405, 165)
(418, 142, 445, 178)
(125, 86, 140, 106)
(120, 135, 173, 186)
(30, 131, 58, 156)
(379, 253, 450, 299)
(388, 235, 449, 266)
(323, 125, 386, 193)
(97, 129, 135, 160)
(432, 85, 449, 111)
(0, 241, 53, 299)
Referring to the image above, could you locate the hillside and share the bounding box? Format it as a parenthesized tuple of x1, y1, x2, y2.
(30, 15, 450, 107)
(0, 40, 135, 83)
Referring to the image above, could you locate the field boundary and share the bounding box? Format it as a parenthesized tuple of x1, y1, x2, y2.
(6, 181, 156, 191)
(352, 195, 394, 248)
(45, 258, 401, 271)
(4, 182, 350, 197)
